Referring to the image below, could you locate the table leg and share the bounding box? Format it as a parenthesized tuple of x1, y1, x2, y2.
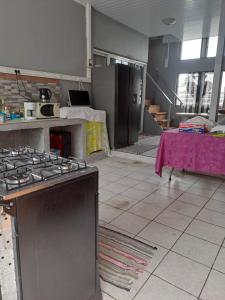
(169, 168, 175, 181)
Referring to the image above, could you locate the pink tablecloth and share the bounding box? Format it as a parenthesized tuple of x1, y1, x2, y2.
(155, 129, 225, 177)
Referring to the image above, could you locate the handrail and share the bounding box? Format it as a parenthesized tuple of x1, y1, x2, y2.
(146, 72, 173, 105)
(154, 70, 184, 106)
(148, 68, 184, 106)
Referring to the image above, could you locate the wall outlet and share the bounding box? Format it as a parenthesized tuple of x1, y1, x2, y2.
(88, 59, 93, 68)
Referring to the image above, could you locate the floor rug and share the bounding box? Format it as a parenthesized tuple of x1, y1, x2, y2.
(98, 226, 157, 291)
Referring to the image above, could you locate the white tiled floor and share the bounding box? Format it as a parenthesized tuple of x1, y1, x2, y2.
(94, 156, 225, 300)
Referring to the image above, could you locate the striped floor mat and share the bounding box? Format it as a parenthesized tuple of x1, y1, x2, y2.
(98, 227, 157, 291)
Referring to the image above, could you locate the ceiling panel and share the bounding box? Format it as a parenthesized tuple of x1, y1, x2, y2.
(80, 0, 221, 40)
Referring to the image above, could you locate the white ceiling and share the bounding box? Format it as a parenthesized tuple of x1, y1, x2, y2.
(80, 0, 221, 40)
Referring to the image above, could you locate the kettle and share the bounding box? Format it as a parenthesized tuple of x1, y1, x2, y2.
(39, 88, 52, 102)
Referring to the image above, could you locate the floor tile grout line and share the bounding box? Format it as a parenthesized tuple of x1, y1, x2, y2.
(100, 169, 225, 242)
(169, 249, 217, 269)
(211, 266, 225, 277)
(142, 185, 221, 296)
(133, 189, 188, 238)
(184, 231, 225, 248)
(152, 218, 193, 234)
(181, 186, 220, 234)
(176, 199, 212, 208)
(181, 185, 225, 300)
(99, 184, 167, 226)
(170, 184, 219, 245)
(153, 274, 198, 299)
(135, 219, 225, 250)
(102, 291, 117, 300)
(98, 158, 225, 184)
(197, 236, 225, 300)
(195, 216, 225, 230)
(98, 159, 225, 299)
(101, 177, 189, 229)
(101, 165, 198, 189)
(131, 273, 152, 300)
(166, 206, 204, 219)
(201, 205, 225, 216)
(131, 253, 201, 300)
(101, 184, 165, 216)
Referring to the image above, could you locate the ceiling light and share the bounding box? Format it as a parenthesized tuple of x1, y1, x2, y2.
(162, 17, 177, 26)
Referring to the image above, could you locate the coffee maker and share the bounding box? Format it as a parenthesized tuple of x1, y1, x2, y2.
(39, 88, 52, 102)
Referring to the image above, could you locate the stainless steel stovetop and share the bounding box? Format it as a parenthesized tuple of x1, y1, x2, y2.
(0, 146, 90, 198)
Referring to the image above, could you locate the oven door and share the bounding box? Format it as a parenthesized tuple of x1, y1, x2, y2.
(14, 172, 100, 300)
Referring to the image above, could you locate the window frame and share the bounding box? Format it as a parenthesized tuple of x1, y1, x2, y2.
(180, 36, 219, 60)
(206, 36, 218, 58)
(180, 39, 203, 61)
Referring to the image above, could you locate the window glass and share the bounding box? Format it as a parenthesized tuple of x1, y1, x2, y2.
(181, 39, 202, 60)
(207, 36, 218, 57)
(176, 73, 199, 112)
(199, 72, 214, 113)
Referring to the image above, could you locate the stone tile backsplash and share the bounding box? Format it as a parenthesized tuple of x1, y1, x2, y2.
(0, 78, 62, 105)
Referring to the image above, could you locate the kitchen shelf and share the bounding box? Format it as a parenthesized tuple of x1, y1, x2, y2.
(0, 118, 86, 158)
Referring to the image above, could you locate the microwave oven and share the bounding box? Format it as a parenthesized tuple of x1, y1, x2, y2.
(36, 102, 60, 119)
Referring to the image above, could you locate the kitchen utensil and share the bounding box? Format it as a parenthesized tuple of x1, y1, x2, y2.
(39, 88, 52, 103)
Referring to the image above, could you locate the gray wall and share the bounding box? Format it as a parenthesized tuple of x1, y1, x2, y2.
(0, 0, 86, 77)
(146, 37, 224, 125)
(92, 10, 149, 62)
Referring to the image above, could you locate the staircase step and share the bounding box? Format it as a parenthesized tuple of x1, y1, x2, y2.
(145, 99, 152, 107)
(157, 119, 168, 123)
(155, 113, 167, 121)
(149, 105, 160, 114)
(157, 119, 170, 128)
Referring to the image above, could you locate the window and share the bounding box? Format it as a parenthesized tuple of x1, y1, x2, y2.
(177, 72, 215, 114)
(207, 36, 218, 57)
(181, 39, 202, 60)
(177, 73, 199, 112)
(115, 59, 122, 64)
(199, 72, 214, 113)
(114, 59, 129, 65)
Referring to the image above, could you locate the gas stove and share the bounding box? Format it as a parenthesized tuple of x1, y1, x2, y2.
(0, 147, 101, 300)
(0, 146, 88, 196)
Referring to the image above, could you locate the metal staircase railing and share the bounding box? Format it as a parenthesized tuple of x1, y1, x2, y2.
(146, 72, 173, 105)
(146, 71, 184, 127)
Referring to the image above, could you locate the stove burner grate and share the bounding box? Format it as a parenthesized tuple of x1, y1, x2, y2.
(0, 149, 11, 155)
(5, 173, 31, 186)
(0, 147, 88, 193)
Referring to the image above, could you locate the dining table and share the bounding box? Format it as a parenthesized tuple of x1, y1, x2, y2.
(155, 129, 225, 180)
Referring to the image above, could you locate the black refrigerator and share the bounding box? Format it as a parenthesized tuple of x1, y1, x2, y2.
(92, 64, 142, 149)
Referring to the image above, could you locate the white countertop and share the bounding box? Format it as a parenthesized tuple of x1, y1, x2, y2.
(0, 118, 85, 131)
